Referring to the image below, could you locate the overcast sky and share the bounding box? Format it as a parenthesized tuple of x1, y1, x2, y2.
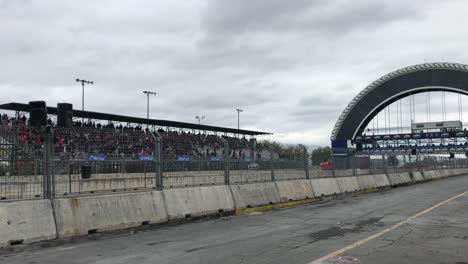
(1, 0, 468, 146)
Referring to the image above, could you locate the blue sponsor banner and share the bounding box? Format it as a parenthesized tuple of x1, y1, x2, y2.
(243, 157, 253, 161)
(88, 153, 108, 161)
(139, 154, 155, 161)
(260, 157, 269, 161)
(176, 155, 191, 161)
(210, 156, 221, 161)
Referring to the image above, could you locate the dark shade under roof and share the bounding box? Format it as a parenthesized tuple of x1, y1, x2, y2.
(0, 102, 271, 136)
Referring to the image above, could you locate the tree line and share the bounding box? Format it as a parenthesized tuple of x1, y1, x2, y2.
(259, 140, 332, 165)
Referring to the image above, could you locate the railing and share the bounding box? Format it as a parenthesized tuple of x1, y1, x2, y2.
(1, 123, 466, 201)
(0, 125, 311, 200)
(325, 154, 468, 177)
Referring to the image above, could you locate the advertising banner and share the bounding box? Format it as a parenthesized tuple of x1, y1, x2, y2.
(139, 154, 155, 161)
(88, 153, 108, 161)
(176, 155, 191, 161)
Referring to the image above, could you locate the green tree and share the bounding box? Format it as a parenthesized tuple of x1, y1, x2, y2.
(258, 141, 307, 160)
(310, 147, 332, 166)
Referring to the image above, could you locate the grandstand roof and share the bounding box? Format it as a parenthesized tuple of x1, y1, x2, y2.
(0, 102, 271, 136)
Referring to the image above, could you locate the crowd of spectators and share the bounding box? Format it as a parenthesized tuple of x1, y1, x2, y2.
(0, 113, 270, 161)
(156, 130, 269, 160)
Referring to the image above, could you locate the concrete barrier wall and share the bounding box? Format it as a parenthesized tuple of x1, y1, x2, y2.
(373, 174, 391, 187)
(53, 192, 167, 238)
(439, 170, 450, 178)
(274, 170, 306, 181)
(336, 176, 360, 193)
(0, 199, 57, 247)
(399, 172, 412, 184)
(356, 169, 371, 175)
(230, 170, 272, 183)
(422, 170, 441, 180)
(3, 168, 468, 247)
(440, 168, 468, 177)
(451, 168, 468, 176)
(411, 171, 425, 182)
(230, 182, 280, 209)
(163, 175, 224, 188)
(275, 180, 314, 202)
(356, 175, 378, 190)
(333, 169, 355, 177)
(310, 178, 340, 196)
(163, 186, 235, 220)
(446, 169, 459, 176)
(387, 172, 412, 186)
(310, 170, 333, 178)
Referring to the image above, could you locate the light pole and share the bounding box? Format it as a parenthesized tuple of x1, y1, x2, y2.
(236, 108, 243, 130)
(76, 78, 93, 122)
(143, 91, 157, 119)
(195, 115, 205, 125)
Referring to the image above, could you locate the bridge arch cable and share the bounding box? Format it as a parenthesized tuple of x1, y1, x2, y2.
(384, 105, 387, 135)
(399, 99, 403, 134)
(388, 104, 391, 134)
(397, 99, 403, 134)
(408, 96, 413, 126)
(372, 111, 375, 134)
(399, 99, 402, 133)
(458, 93, 463, 122)
(429, 92, 432, 122)
(396, 100, 399, 134)
(376, 112, 379, 136)
(425, 93, 428, 122)
(441, 91, 447, 122)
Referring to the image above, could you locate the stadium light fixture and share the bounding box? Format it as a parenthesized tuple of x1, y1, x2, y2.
(143, 91, 157, 119)
(76, 78, 94, 122)
(236, 108, 243, 130)
(195, 115, 205, 125)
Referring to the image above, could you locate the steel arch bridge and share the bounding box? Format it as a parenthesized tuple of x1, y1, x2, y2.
(331, 62, 468, 145)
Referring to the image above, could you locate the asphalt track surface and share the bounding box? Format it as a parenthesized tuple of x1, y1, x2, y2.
(2, 175, 468, 264)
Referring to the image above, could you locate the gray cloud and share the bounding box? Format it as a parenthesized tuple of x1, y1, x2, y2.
(0, 0, 467, 146)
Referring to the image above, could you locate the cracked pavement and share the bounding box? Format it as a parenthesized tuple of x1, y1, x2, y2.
(2, 176, 468, 264)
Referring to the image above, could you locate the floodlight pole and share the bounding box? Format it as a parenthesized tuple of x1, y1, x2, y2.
(195, 115, 205, 125)
(143, 91, 157, 119)
(76, 78, 94, 123)
(236, 109, 243, 130)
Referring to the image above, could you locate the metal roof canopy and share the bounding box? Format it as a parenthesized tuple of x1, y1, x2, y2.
(0, 102, 271, 136)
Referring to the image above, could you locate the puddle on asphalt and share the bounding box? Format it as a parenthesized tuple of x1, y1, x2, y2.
(309, 217, 383, 243)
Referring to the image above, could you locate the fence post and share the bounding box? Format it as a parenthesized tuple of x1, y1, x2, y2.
(331, 150, 336, 177)
(220, 137, 230, 185)
(416, 153, 421, 172)
(299, 144, 309, 179)
(152, 131, 163, 191)
(351, 155, 356, 176)
(382, 154, 387, 174)
(43, 128, 54, 199)
(10, 126, 19, 176)
(270, 152, 275, 181)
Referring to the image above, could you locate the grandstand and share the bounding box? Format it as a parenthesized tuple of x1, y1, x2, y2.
(0, 102, 272, 162)
(0, 102, 311, 200)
